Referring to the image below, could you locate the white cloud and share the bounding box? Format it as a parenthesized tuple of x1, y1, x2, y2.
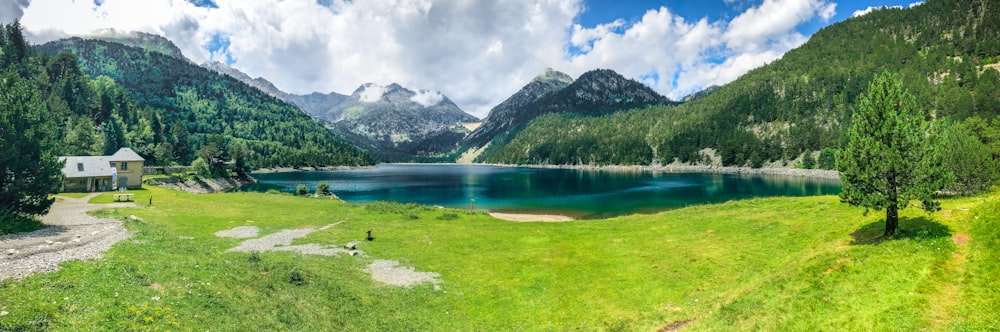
(17, 0, 838, 117)
(411, 90, 444, 107)
(852, 5, 903, 17)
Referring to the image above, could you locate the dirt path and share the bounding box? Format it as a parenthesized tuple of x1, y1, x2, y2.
(0, 194, 134, 280)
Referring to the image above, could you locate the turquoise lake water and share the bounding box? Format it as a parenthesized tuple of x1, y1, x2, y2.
(250, 164, 842, 219)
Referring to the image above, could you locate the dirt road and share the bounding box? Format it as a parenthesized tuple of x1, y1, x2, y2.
(0, 194, 133, 280)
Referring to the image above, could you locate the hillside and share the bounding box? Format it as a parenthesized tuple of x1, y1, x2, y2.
(464, 68, 672, 162)
(481, 0, 1000, 167)
(37, 37, 374, 168)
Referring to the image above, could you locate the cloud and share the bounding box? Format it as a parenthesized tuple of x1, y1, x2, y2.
(17, 0, 837, 117)
(0, 0, 30, 24)
(852, 4, 907, 18)
(567, 0, 835, 100)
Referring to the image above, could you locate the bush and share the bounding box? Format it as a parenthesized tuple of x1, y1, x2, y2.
(191, 157, 211, 178)
(437, 212, 459, 220)
(818, 148, 837, 170)
(0, 210, 45, 236)
(941, 123, 999, 195)
(295, 184, 309, 196)
(316, 182, 331, 196)
(801, 152, 816, 169)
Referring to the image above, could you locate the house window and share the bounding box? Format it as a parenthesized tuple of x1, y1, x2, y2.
(120, 162, 128, 170)
(77, 163, 83, 171)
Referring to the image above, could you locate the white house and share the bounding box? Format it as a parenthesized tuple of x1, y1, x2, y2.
(59, 148, 145, 192)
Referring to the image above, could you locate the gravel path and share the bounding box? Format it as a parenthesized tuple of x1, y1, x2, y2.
(222, 226, 354, 256)
(218, 225, 441, 289)
(0, 194, 133, 280)
(366, 259, 441, 290)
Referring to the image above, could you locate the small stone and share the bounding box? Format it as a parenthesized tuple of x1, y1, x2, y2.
(344, 241, 359, 250)
(349, 250, 359, 256)
(129, 215, 139, 220)
(0, 311, 7, 316)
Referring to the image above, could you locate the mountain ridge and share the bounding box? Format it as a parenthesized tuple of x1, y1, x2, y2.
(463, 67, 674, 162)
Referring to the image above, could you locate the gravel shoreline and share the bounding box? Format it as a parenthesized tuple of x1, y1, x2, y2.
(0, 194, 133, 280)
(491, 164, 841, 180)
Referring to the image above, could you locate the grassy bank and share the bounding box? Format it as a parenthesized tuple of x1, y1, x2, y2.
(1, 186, 996, 330)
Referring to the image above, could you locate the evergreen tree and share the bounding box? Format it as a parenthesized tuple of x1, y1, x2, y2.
(837, 71, 947, 237)
(102, 115, 126, 155)
(940, 123, 998, 195)
(0, 69, 64, 219)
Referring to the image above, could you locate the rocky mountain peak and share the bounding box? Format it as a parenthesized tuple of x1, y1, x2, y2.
(201, 61, 288, 102)
(533, 67, 574, 85)
(87, 29, 187, 61)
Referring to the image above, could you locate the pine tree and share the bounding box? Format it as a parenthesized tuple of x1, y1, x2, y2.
(837, 71, 947, 237)
(0, 70, 64, 218)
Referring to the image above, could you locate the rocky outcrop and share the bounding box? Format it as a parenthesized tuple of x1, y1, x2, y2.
(150, 176, 256, 194)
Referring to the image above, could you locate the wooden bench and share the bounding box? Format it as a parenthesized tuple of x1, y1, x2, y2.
(113, 193, 134, 202)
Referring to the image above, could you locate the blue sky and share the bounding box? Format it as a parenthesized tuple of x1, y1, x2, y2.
(14, 0, 917, 117)
(575, 0, 920, 35)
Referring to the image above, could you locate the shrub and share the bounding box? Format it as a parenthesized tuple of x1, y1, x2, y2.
(801, 152, 816, 169)
(191, 157, 211, 178)
(437, 212, 459, 220)
(295, 184, 309, 196)
(818, 148, 837, 170)
(316, 182, 331, 196)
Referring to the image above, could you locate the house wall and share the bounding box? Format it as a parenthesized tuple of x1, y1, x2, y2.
(61, 177, 114, 192)
(113, 160, 145, 189)
(62, 177, 90, 192)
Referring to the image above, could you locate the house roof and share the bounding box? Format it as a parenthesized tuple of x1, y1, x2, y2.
(60, 156, 115, 178)
(110, 147, 145, 161)
(58, 148, 145, 179)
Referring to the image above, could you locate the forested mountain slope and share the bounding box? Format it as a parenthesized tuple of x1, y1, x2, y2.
(466, 68, 673, 163)
(37, 37, 373, 168)
(483, 0, 1000, 167)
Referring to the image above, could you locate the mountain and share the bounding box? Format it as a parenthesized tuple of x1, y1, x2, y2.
(37, 37, 374, 168)
(680, 85, 720, 102)
(294, 83, 479, 161)
(284, 91, 349, 119)
(463, 68, 672, 162)
(473, 0, 1000, 167)
(87, 28, 188, 61)
(201, 61, 290, 102)
(462, 68, 574, 149)
(194, 59, 477, 161)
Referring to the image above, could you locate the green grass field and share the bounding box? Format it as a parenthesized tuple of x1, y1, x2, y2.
(1, 186, 997, 331)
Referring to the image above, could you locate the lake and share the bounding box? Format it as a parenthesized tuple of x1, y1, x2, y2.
(250, 164, 842, 219)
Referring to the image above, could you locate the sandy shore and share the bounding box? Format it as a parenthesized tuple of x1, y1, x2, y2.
(489, 212, 575, 222)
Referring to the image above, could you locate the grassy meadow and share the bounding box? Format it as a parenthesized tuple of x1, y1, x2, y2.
(1, 185, 998, 331)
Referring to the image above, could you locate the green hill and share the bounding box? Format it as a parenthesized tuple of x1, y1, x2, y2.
(483, 0, 1000, 168)
(36, 37, 373, 168)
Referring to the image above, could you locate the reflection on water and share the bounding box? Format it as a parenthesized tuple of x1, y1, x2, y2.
(249, 164, 842, 219)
